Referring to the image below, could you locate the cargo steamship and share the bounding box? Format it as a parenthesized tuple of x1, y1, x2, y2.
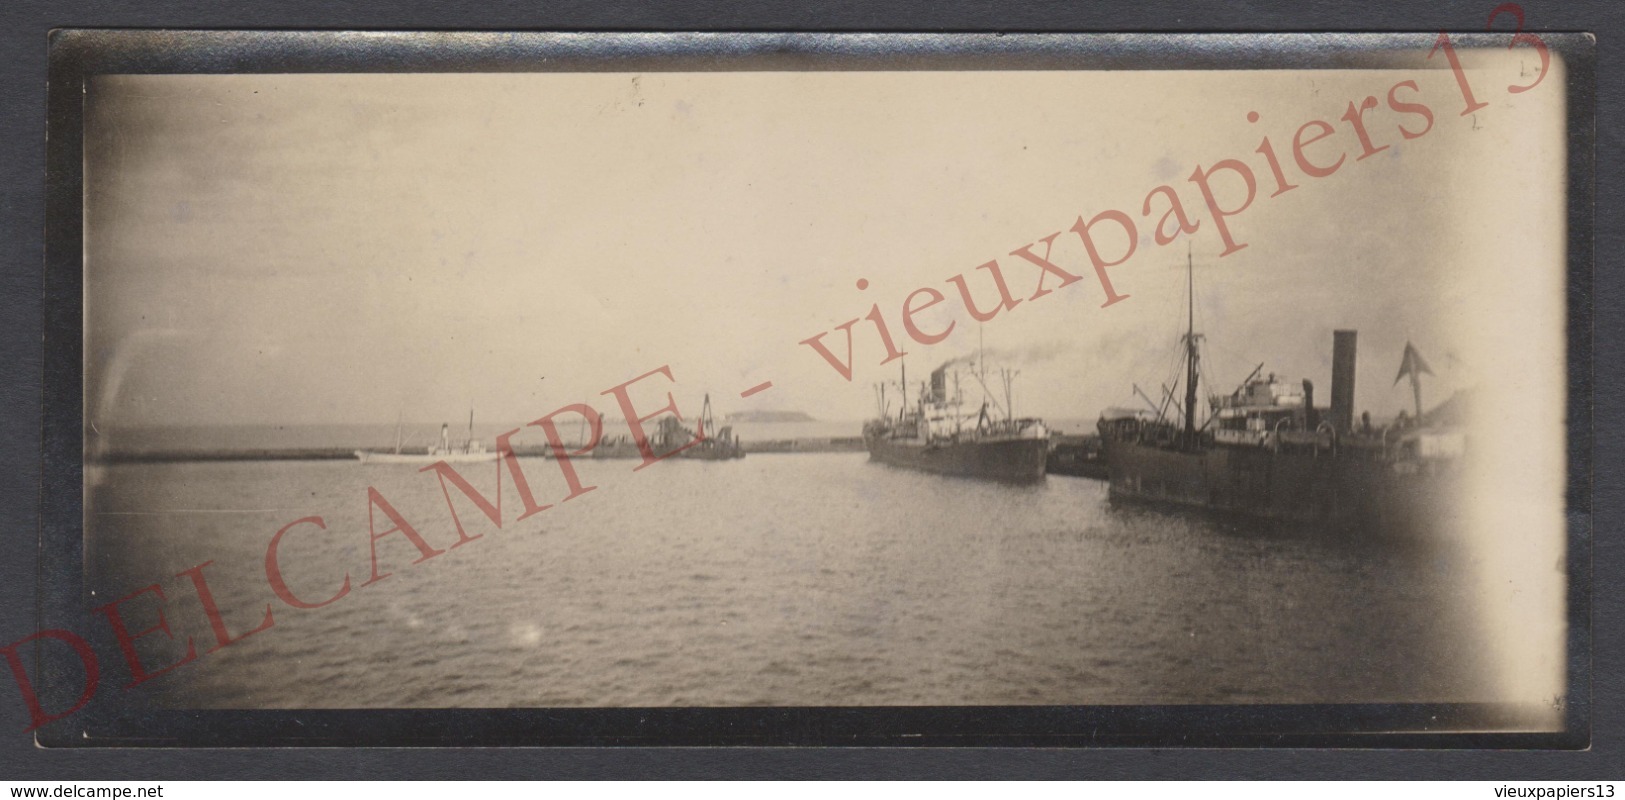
(1098, 252, 1465, 533)
(863, 356, 1050, 483)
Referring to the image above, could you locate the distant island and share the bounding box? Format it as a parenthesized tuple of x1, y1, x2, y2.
(725, 410, 816, 423)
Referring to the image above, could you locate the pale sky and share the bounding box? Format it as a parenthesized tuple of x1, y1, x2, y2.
(85, 55, 1564, 428)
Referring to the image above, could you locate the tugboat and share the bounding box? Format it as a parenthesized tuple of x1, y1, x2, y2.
(1097, 250, 1464, 532)
(863, 356, 1049, 483)
(1046, 433, 1109, 480)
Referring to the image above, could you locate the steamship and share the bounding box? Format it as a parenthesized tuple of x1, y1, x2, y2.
(863, 358, 1049, 483)
(1097, 253, 1465, 532)
(355, 411, 498, 464)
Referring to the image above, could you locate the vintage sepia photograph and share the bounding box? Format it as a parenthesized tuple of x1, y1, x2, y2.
(39, 31, 1583, 745)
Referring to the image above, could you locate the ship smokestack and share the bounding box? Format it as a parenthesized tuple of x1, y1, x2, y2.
(929, 366, 948, 404)
(1330, 330, 1357, 433)
(1302, 379, 1316, 430)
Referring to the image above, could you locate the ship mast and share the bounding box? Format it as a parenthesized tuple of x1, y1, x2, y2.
(1002, 368, 1016, 423)
(1182, 244, 1201, 441)
(899, 355, 907, 424)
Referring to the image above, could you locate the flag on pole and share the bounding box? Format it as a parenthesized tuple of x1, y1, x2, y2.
(1395, 341, 1432, 423)
(1394, 342, 1433, 385)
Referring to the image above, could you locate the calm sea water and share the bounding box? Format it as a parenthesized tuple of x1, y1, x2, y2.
(87, 450, 1497, 709)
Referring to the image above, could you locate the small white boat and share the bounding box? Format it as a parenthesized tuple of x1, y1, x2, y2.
(356, 411, 498, 464)
(354, 448, 498, 465)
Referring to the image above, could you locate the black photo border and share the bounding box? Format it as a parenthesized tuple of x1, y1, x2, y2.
(4, 0, 1618, 780)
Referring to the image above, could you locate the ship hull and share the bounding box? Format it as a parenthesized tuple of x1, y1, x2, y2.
(676, 444, 745, 460)
(583, 438, 744, 460)
(1099, 437, 1459, 535)
(865, 434, 1048, 483)
(355, 450, 499, 464)
(1046, 435, 1109, 480)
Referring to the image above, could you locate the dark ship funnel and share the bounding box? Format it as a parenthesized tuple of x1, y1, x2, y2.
(1330, 330, 1357, 433)
(1302, 379, 1317, 430)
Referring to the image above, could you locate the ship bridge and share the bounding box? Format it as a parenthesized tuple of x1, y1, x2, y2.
(1211, 374, 1316, 448)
